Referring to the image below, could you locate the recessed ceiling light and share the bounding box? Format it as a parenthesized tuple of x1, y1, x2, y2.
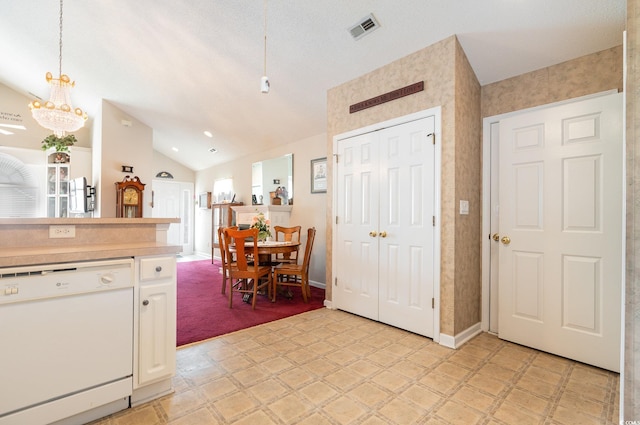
(172, 147, 179, 152)
(204, 131, 213, 138)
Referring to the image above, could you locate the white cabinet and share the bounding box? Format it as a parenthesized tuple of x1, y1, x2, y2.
(45, 147, 92, 218)
(46, 162, 69, 217)
(134, 255, 176, 389)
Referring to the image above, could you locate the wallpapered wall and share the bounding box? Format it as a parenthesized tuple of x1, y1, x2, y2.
(327, 36, 481, 337)
(625, 0, 640, 418)
(481, 46, 622, 117)
(327, 35, 623, 339)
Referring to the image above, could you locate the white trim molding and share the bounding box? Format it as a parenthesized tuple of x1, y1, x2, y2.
(439, 322, 482, 349)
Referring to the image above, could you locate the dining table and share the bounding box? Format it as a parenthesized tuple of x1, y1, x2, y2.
(228, 240, 300, 302)
(229, 239, 300, 262)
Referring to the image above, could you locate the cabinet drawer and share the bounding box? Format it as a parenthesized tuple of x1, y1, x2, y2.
(139, 256, 175, 281)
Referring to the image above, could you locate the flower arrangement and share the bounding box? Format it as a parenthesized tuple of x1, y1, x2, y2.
(251, 211, 271, 241)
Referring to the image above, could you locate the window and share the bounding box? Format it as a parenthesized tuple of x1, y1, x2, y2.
(213, 178, 233, 203)
(0, 152, 39, 217)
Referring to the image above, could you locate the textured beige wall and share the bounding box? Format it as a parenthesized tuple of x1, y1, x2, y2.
(481, 45, 623, 118)
(625, 0, 640, 419)
(327, 36, 482, 336)
(327, 34, 622, 339)
(453, 41, 482, 334)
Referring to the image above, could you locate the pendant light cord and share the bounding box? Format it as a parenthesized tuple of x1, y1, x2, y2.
(58, 0, 64, 77)
(263, 0, 267, 76)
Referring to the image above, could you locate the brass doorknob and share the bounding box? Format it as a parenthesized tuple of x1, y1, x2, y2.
(501, 236, 511, 245)
(369, 231, 378, 237)
(492, 233, 500, 242)
(379, 231, 387, 238)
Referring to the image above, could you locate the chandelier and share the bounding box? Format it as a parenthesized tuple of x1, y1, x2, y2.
(29, 0, 87, 137)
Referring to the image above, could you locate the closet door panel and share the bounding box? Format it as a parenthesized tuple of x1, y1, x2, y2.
(378, 117, 435, 337)
(335, 133, 379, 320)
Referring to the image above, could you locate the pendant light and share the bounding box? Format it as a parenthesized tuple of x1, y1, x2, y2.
(29, 0, 87, 137)
(260, 0, 270, 93)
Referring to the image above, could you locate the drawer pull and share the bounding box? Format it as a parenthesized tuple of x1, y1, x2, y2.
(155, 266, 162, 272)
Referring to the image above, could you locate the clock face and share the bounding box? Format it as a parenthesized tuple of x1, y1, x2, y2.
(123, 187, 139, 205)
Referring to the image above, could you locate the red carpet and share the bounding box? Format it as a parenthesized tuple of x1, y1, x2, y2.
(177, 259, 325, 346)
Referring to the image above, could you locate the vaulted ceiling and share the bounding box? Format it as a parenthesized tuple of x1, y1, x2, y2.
(0, 0, 626, 170)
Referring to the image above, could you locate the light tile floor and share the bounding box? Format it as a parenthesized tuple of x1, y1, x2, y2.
(92, 308, 619, 425)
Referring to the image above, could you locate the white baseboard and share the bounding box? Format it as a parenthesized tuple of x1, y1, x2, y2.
(439, 322, 482, 349)
(309, 280, 330, 308)
(309, 280, 325, 289)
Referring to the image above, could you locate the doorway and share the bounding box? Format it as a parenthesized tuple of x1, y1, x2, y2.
(481, 91, 623, 372)
(152, 179, 194, 254)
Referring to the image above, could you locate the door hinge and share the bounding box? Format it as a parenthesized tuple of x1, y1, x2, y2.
(427, 133, 435, 145)
(336, 216, 339, 224)
(334, 277, 338, 286)
(334, 153, 339, 163)
(432, 298, 435, 309)
(432, 216, 435, 226)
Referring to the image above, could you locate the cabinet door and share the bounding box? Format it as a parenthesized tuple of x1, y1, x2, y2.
(138, 280, 176, 386)
(46, 164, 69, 218)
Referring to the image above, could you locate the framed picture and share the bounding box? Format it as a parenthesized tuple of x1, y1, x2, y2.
(198, 192, 212, 209)
(311, 157, 327, 193)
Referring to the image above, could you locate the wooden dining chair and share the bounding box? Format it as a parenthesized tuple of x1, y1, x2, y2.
(273, 225, 301, 265)
(223, 227, 272, 309)
(217, 225, 237, 295)
(273, 227, 316, 302)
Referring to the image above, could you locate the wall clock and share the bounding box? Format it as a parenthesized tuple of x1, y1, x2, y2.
(115, 176, 145, 218)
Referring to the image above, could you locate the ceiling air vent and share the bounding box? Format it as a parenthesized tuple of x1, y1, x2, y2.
(348, 14, 380, 40)
(208, 147, 217, 154)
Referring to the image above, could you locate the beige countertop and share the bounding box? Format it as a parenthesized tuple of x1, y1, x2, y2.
(0, 218, 180, 225)
(0, 218, 181, 267)
(0, 242, 181, 268)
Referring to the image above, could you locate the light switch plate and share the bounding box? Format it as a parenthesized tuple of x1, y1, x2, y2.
(459, 200, 469, 215)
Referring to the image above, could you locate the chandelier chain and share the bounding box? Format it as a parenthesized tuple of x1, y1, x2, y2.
(58, 0, 63, 77)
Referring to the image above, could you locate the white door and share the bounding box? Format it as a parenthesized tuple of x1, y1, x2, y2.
(335, 130, 380, 321)
(152, 180, 194, 254)
(335, 116, 436, 338)
(497, 93, 623, 372)
(377, 120, 435, 336)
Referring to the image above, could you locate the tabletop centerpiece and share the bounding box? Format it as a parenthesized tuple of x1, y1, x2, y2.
(251, 211, 271, 242)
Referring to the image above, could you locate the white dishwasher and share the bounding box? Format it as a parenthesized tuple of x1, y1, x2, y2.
(0, 258, 134, 425)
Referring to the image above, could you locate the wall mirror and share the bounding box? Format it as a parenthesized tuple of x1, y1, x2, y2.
(252, 153, 293, 205)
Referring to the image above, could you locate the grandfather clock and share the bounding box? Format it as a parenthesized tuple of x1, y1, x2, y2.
(115, 176, 145, 218)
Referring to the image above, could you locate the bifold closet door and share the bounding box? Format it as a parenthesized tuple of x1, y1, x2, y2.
(335, 116, 436, 338)
(377, 118, 435, 337)
(335, 130, 380, 321)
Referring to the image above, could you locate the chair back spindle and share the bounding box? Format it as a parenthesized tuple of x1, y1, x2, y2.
(273, 227, 316, 302)
(223, 227, 272, 309)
